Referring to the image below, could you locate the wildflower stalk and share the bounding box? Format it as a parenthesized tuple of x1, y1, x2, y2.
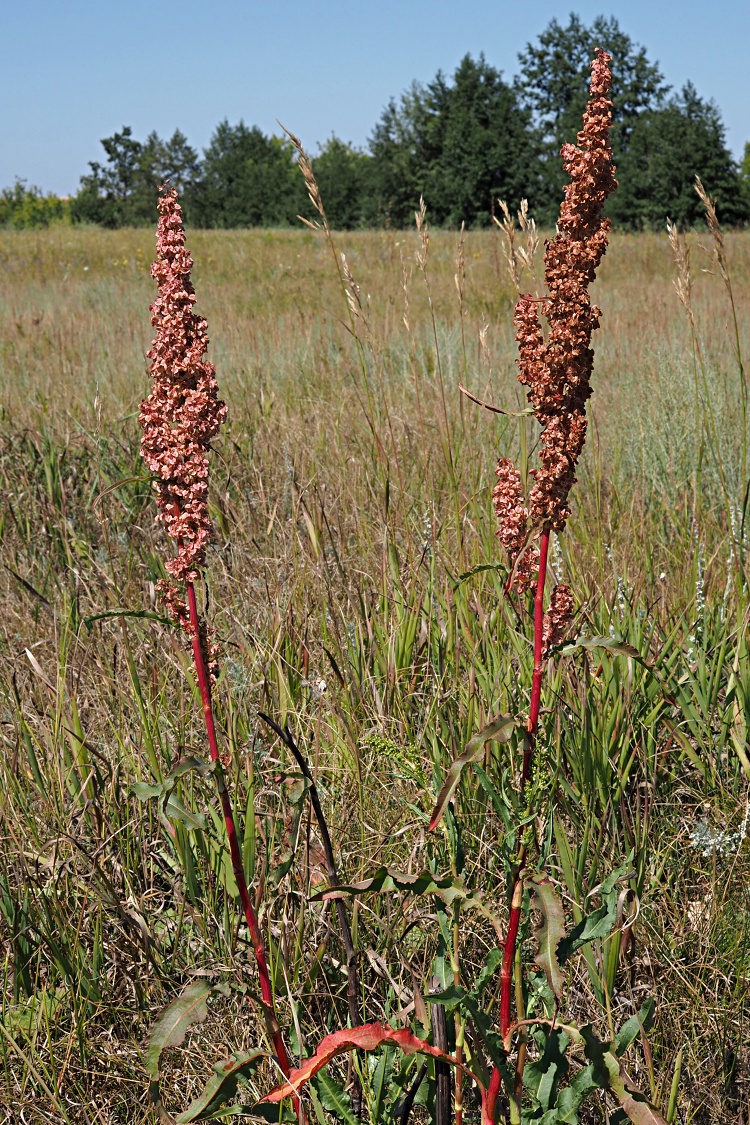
(183, 580, 293, 1079)
(140, 187, 296, 1104)
(489, 49, 617, 1118)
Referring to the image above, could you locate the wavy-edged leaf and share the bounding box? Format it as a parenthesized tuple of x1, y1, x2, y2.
(577, 1025, 668, 1125)
(84, 608, 175, 632)
(313, 867, 505, 941)
(559, 636, 642, 661)
(429, 715, 516, 830)
(147, 982, 212, 1114)
(522, 1027, 570, 1112)
(261, 1023, 485, 1114)
(312, 1071, 359, 1125)
(165, 755, 215, 785)
(176, 1050, 266, 1122)
(131, 781, 163, 801)
(165, 791, 207, 831)
(526, 873, 567, 1001)
(453, 563, 507, 589)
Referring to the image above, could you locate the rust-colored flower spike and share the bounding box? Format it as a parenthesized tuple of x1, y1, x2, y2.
(138, 189, 296, 1094)
(496, 47, 617, 645)
(140, 186, 227, 670)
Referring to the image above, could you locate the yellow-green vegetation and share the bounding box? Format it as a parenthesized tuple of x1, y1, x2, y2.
(1, 222, 749, 1123)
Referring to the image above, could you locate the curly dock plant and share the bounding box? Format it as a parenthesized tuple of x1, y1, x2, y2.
(139, 188, 295, 1115)
(491, 39, 618, 1038)
(261, 50, 669, 1125)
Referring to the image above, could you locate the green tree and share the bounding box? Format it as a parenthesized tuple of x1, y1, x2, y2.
(740, 141, 750, 213)
(72, 127, 201, 227)
(194, 121, 302, 227)
(367, 83, 440, 226)
(0, 180, 70, 229)
(611, 84, 748, 228)
(517, 13, 667, 220)
(72, 126, 144, 226)
(306, 137, 372, 229)
(426, 54, 538, 226)
(368, 54, 537, 227)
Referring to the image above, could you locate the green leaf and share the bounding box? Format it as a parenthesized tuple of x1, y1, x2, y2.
(615, 999, 655, 1058)
(578, 1026, 668, 1124)
(176, 1051, 267, 1122)
(165, 792, 206, 831)
(146, 982, 212, 1114)
(557, 860, 633, 964)
(559, 635, 642, 660)
(131, 781, 163, 801)
(165, 755, 215, 785)
(83, 609, 176, 632)
(371, 1045, 396, 1125)
(473, 948, 503, 997)
(523, 1028, 570, 1111)
(453, 563, 508, 589)
(553, 1062, 597, 1122)
(526, 873, 567, 1001)
(312, 1071, 359, 1125)
(245, 1104, 297, 1123)
(429, 715, 516, 830)
(557, 902, 616, 964)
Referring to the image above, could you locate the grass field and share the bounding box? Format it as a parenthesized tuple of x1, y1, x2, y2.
(1, 219, 749, 1124)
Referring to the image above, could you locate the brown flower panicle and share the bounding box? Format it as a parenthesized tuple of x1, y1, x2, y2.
(492, 459, 539, 593)
(139, 187, 226, 675)
(496, 48, 616, 643)
(541, 583, 575, 655)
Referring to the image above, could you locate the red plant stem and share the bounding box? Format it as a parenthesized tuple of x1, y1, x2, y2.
(184, 579, 297, 1102)
(489, 525, 550, 1121)
(485, 1064, 502, 1124)
(499, 876, 524, 1044)
(522, 525, 550, 784)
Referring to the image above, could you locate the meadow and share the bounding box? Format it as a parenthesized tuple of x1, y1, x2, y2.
(1, 216, 749, 1124)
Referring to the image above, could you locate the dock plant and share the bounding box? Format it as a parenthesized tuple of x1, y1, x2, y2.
(140, 51, 673, 1125)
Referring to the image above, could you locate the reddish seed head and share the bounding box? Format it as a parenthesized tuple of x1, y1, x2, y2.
(496, 49, 617, 591)
(139, 186, 226, 679)
(139, 186, 226, 583)
(542, 584, 575, 654)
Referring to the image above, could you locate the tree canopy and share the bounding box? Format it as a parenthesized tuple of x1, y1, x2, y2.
(13, 14, 747, 232)
(517, 13, 669, 219)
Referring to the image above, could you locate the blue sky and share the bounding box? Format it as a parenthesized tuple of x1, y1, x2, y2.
(2, 0, 748, 195)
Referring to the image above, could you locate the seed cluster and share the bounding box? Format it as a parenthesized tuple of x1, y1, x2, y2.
(139, 187, 226, 670)
(494, 48, 617, 648)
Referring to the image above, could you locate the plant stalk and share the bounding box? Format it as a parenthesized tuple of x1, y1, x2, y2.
(491, 526, 550, 1120)
(184, 582, 296, 1098)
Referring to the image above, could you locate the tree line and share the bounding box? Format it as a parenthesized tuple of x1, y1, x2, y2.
(4, 14, 750, 231)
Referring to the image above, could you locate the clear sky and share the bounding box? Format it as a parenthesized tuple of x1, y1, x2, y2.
(2, 0, 748, 196)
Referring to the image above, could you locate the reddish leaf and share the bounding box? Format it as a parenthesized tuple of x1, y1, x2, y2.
(261, 1022, 489, 1121)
